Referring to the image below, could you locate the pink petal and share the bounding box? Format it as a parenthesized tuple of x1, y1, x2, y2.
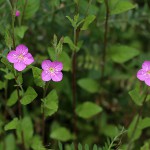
(137, 69, 147, 81)
(23, 53, 34, 65)
(41, 60, 52, 70)
(14, 62, 26, 71)
(142, 61, 150, 71)
(145, 78, 150, 86)
(15, 44, 28, 55)
(53, 61, 63, 71)
(51, 71, 63, 82)
(7, 50, 18, 63)
(41, 71, 51, 81)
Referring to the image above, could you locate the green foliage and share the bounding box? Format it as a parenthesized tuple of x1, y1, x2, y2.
(31, 136, 46, 150)
(81, 15, 96, 30)
(110, 0, 137, 15)
(7, 90, 19, 106)
(50, 127, 73, 142)
(129, 83, 147, 106)
(42, 89, 58, 117)
(15, 26, 28, 39)
(16, 117, 33, 148)
(109, 44, 140, 63)
(48, 47, 71, 71)
(4, 118, 19, 131)
(32, 66, 45, 87)
(76, 101, 102, 119)
(128, 115, 142, 141)
(77, 78, 100, 93)
(20, 86, 37, 105)
(17, 0, 40, 19)
(64, 36, 79, 52)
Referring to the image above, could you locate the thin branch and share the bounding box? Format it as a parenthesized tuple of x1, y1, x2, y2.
(21, 0, 28, 24)
(126, 90, 148, 150)
(101, 0, 109, 79)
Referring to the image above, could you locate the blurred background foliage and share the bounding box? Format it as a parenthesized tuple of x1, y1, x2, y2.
(0, 0, 150, 150)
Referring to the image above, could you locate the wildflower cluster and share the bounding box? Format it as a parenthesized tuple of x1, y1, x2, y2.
(7, 44, 63, 82)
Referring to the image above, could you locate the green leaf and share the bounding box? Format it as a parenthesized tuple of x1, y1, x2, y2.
(31, 135, 46, 150)
(17, 117, 33, 148)
(32, 66, 45, 87)
(7, 90, 18, 107)
(76, 101, 102, 119)
(77, 78, 100, 93)
(129, 83, 147, 106)
(17, 0, 40, 19)
(78, 143, 82, 150)
(64, 36, 79, 51)
(4, 118, 19, 131)
(48, 47, 71, 71)
(109, 44, 140, 63)
(50, 127, 72, 142)
(15, 26, 28, 39)
(42, 89, 59, 117)
(5, 29, 13, 49)
(110, 0, 137, 15)
(140, 142, 150, 150)
(0, 81, 4, 90)
(139, 117, 150, 130)
(4, 72, 14, 80)
(5, 134, 16, 150)
(128, 115, 142, 141)
(81, 15, 96, 30)
(1, 57, 13, 71)
(66, 16, 76, 28)
(20, 86, 37, 105)
(102, 124, 119, 137)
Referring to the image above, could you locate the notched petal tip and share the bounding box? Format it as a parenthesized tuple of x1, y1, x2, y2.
(15, 44, 28, 55)
(41, 60, 52, 70)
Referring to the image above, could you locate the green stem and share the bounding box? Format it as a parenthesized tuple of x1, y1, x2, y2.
(126, 91, 148, 150)
(42, 82, 49, 144)
(21, 0, 28, 24)
(101, 0, 109, 79)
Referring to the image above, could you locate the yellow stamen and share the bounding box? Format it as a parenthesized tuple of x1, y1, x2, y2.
(49, 67, 54, 73)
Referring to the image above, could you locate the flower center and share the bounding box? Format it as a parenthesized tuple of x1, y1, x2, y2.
(18, 54, 24, 60)
(147, 70, 150, 74)
(49, 67, 54, 73)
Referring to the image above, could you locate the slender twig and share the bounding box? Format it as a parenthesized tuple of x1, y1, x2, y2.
(101, 0, 109, 79)
(72, 27, 80, 150)
(10, 1, 26, 149)
(21, 0, 28, 24)
(11, 3, 16, 49)
(84, 0, 93, 17)
(126, 91, 148, 150)
(42, 82, 49, 144)
(14, 75, 26, 150)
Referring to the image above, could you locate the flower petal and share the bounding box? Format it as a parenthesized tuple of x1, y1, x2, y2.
(142, 61, 150, 71)
(53, 61, 63, 71)
(14, 62, 26, 71)
(145, 78, 150, 86)
(137, 69, 147, 81)
(15, 44, 28, 55)
(41, 60, 52, 70)
(41, 70, 51, 81)
(23, 53, 34, 65)
(7, 50, 18, 63)
(51, 71, 63, 82)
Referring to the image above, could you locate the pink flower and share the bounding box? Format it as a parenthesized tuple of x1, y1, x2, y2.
(15, 10, 20, 17)
(7, 44, 34, 71)
(41, 60, 63, 82)
(137, 61, 150, 86)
